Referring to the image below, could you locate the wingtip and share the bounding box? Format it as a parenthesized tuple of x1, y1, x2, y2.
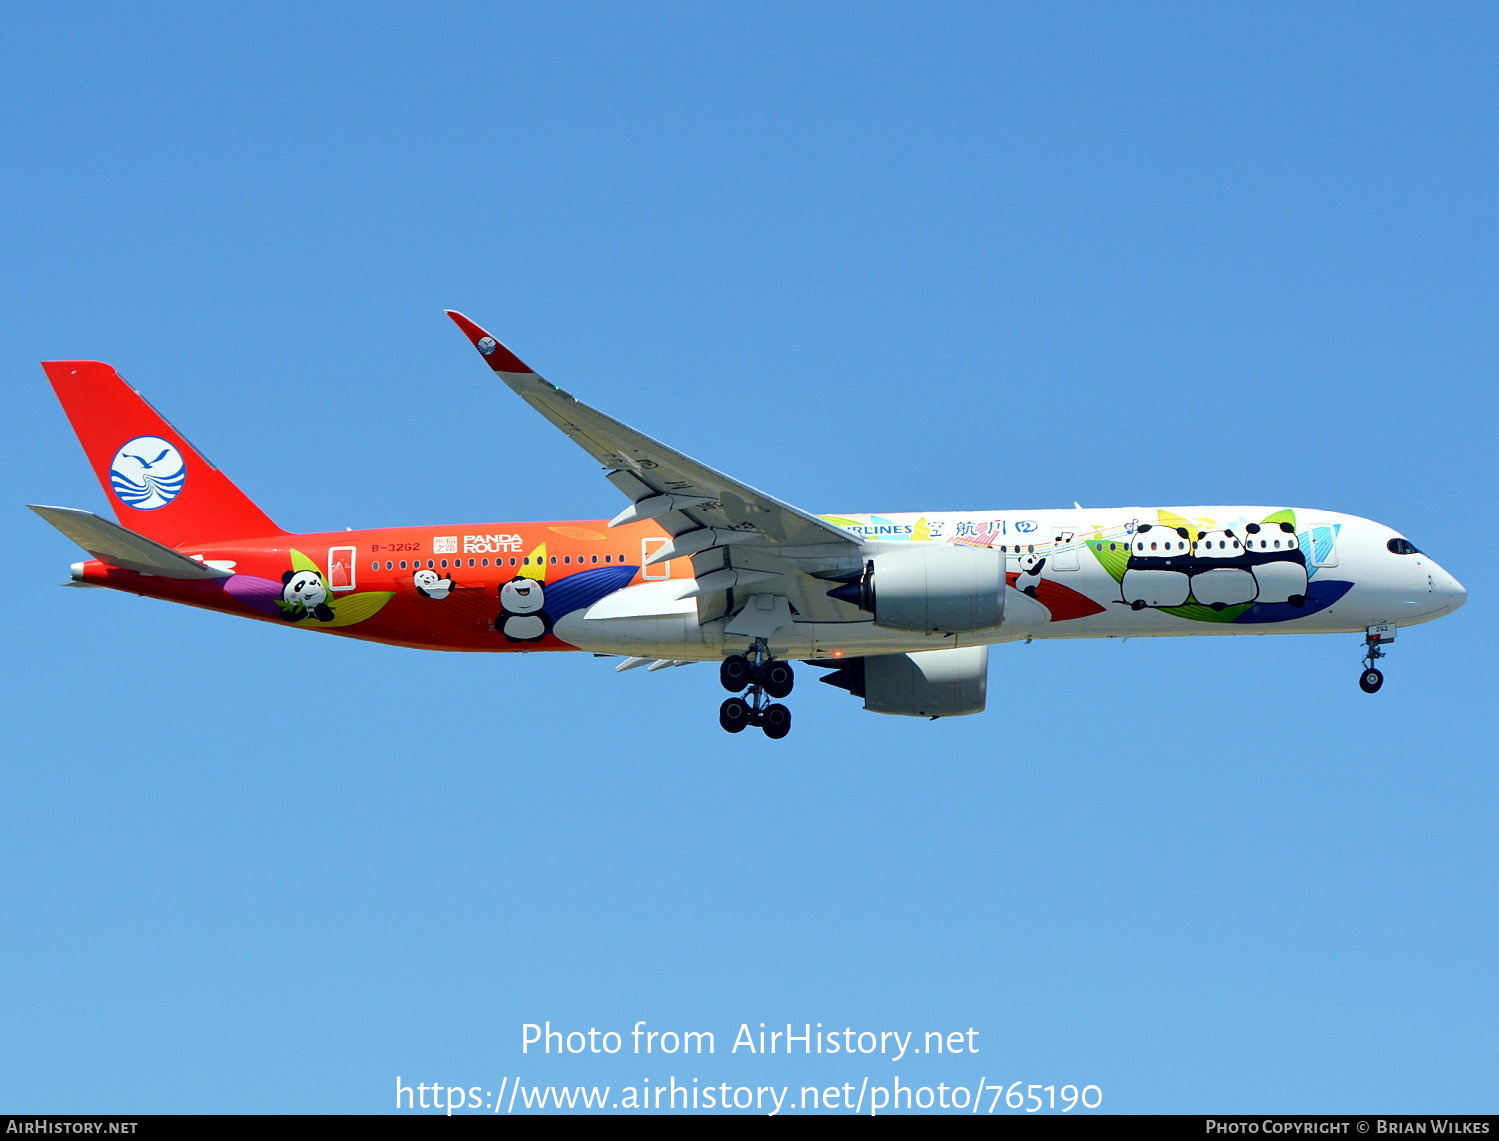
(444, 310, 533, 373)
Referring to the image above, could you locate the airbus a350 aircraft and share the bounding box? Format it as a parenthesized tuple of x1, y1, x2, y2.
(32, 312, 1466, 739)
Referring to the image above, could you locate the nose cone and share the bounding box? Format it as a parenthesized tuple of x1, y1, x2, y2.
(1430, 562, 1467, 617)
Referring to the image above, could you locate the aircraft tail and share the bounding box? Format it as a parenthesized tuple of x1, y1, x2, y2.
(42, 361, 282, 547)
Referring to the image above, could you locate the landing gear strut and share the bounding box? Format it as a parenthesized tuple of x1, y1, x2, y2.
(718, 640, 794, 738)
(1359, 624, 1394, 693)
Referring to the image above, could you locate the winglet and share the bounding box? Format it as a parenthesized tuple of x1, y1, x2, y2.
(444, 310, 535, 374)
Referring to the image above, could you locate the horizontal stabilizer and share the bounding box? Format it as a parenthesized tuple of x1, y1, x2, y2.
(29, 505, 232, 579)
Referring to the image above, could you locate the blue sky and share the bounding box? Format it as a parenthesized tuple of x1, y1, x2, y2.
(4, 2, 1494, 1115)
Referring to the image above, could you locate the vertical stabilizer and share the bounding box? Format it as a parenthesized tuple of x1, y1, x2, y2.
(42, 361, 281, 546)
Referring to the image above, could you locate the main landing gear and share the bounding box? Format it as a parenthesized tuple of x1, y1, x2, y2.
(718, 640, 794, 739)
(1359, 624, 1395, 693)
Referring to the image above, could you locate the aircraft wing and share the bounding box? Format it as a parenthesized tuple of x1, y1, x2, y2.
(446, 312, 865, 628)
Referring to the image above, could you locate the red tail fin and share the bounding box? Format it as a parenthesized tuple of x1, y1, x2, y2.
(42, 361, 281, 546)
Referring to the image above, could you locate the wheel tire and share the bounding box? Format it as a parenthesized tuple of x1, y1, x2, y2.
(762, 703, 792, 740)
(1359, 667, 1384, 694)
(719, 696, 751, 732)
(719, 655, 752, 693)
(762, 661, 795, 699)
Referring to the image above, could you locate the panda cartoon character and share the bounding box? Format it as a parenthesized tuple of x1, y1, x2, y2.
(496, 576, 551, 642)
(1017, 553, 1047, 597)
(1119, 524, 1193, 609)
(413, 569, 455, 600)
(1242, 521, 1308, 606)
(279, 568, 336, 623)
(1187, 529, 1258, 610)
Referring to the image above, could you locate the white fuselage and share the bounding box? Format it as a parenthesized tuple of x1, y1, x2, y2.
(552, 506, 1466, 661)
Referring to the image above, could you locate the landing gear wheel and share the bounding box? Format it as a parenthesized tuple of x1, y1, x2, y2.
(762, 660, 795, 699)
(761, 703, 792, 740)
(1359, 626, 1392, 694)
(720, 655, 753, 692)
(719, 696, 751, 732)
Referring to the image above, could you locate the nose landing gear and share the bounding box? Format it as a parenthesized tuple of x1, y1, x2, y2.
(1359, 624, 1395, 693)
(717, 640, 794, 738)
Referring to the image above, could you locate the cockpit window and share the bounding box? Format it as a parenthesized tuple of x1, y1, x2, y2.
(1387, 538, 1421, 555)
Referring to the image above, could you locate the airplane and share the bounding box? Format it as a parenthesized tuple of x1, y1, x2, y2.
(31, 311, 1467, 740)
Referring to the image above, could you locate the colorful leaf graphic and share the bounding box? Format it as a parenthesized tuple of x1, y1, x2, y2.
(518, 542, 548, 580)
(221, 574, 285, 616)
(1231, 579, 1352, 623)
(1088, 538, 1131, 584)
(544, 565, 639, 618)
(318, 592, 394, 627)
(1160, 601, 1250, 623)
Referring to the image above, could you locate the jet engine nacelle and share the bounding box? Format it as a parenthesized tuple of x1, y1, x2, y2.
(829, 545, 1006, 633)
(819, 646, 989, 717)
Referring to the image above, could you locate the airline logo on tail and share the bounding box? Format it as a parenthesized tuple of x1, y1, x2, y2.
(108, 435, 187, 511)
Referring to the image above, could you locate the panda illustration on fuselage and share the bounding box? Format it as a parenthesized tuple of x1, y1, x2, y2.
(413, 569, 455, 600)
(1242, 521, 1309, 606)
(279, 568, 336, 623)
(1119, 524, 1193, 609)
(496, 576, 551, 642)
(1017, 553, 1047, 597)
(1187, 528, 1257, 610)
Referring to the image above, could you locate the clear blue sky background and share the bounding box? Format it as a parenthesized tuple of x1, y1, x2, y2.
(4, 2, 1494, 1115)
